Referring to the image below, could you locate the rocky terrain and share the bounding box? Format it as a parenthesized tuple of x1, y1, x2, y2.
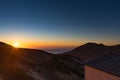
(62, 43, 120, 62)
(0, 42, 84, 80)
(0, 42, 120, 80)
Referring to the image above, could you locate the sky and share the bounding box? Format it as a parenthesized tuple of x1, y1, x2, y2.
(0, 0, 120, 52)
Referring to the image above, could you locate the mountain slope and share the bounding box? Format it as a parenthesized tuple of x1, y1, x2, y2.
(62, 43, 120, 61)
(0, 42, 83, 80)
(1, 42, 120, 80)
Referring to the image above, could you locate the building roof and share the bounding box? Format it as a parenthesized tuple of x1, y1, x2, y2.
(87, 53, 120, 77)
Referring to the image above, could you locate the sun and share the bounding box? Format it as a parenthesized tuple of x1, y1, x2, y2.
(13, 42, 20, 48)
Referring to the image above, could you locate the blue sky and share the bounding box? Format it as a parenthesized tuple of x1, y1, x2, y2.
(0, 0, 120, 49)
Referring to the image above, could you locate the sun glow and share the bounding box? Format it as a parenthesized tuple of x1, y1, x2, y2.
(13, 42, 20, 48)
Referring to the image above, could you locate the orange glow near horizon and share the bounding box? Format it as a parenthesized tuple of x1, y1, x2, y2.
(3, 35, 118, 49)
(12, 42, 20, 48)
(2, 38, 119, 50)
(6, 40, 79, 49)
(1, 34, 84, 49)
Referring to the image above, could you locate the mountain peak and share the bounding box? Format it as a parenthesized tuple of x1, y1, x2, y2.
(73, 42, 105, 51)
(62, 43, 108, 61)
(0, 42, 7, 45)
(0, 42, 12, 47)
(83, 42, 105, 47)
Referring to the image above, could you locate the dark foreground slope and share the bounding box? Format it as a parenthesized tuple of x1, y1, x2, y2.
(0, 42, 84, 80)
(1, 42, 120, 80)
(62, 43, 120, 62)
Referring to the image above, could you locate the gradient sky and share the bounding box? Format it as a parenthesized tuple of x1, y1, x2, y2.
(0, 0, 120, 49)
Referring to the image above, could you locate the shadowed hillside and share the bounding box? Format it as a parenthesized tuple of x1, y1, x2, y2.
(0, 42, 84, 80)
(0, 42, 120, 80)
(62, 43, 120, 62)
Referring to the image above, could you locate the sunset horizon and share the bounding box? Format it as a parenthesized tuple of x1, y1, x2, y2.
(0, 0, 120, 52)
(0, 0, 120, 80)
(1, 40, 120, 53)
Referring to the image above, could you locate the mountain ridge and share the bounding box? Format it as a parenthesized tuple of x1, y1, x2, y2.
(62, 42, 120, 61)
(0, 42, 120, 80)
(0, 42, 84, 80)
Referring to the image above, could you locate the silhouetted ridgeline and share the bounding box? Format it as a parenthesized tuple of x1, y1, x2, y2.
(62, 43, 120, 62)
(0, 42, 84, 80)
(0, 42, 120, 80)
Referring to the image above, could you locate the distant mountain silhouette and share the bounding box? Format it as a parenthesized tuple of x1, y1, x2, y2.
(0, 42, 84, 80)
(62, 42, 120, 61)
(0, 42, 13, 49)
(0, 42, 120, 80)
